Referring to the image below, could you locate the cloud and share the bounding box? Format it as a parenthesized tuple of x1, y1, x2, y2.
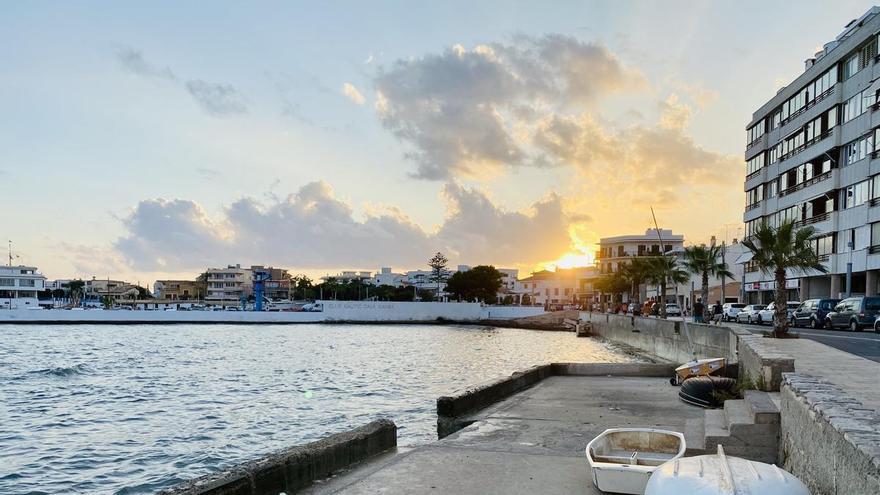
(342, 83, 366, 105)
(185, 80, 249, 116)
(117, 47, 176, 80)
(113, 181, 572, 271)
(116, 47, 248, 117)
(373, 35, 644, 179)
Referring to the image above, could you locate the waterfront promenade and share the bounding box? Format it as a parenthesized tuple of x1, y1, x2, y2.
(304, 374, 703, 494)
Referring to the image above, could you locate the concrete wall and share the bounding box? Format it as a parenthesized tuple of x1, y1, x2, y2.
(478, 306, 546, 320)
(780, 374, 880, 495)
(320, 301, 482, 321)
(158, 419, 397, 495)
(737, 335, 795, 391)
(581, 312, 747, 363)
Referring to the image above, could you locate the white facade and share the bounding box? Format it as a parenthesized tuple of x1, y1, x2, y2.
(372, 267, 406, 287)
(514, 267, 598, 307)
(321, 271, 372, 284)
(0, 265, 46, 309)
(597, 229, 685, 274)
(205, 265, 253, 304)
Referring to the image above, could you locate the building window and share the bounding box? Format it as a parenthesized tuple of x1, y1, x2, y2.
(843, 133, 874, 166)
(637, 245, 646, 256)
(18, 279, 35, 287)
(845, 180, 870, 209)
(871, 223, 880, 249)
(811, 234, 835, 258)
(746, 152, 764, 175)
(844, 53, 860, 79)
(617, 245, 625, 256)
(0, 278, 14, 286)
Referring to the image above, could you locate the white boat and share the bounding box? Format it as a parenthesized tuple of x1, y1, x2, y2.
(644, 445, 811, 495)
(586, 428, 686, 495)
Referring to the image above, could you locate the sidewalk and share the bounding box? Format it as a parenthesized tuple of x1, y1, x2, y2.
(304, 375, 704, 495)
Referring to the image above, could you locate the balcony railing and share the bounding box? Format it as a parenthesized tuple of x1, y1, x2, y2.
(778, 170, 833, 197)
(794, 211, 831, 227)
(869, 245, 880, 254)
(745, 168, 762, 182)
(818, 253, 831, 261)
(778, 129, 833, 164)
(746, 201, 762, 212)
(779, 87, 835, 128)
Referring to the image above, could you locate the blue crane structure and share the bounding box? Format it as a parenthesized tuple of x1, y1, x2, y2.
(252, 268, 271, 311)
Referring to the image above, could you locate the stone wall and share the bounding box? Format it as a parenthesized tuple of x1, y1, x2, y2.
(780, 374, 880, 495)
(158, 419, 397, 495)
(581, 312, 747, 363)
(737, 335, 795, 391)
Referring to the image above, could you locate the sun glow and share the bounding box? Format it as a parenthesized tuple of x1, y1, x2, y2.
(539, 250, 596, 271)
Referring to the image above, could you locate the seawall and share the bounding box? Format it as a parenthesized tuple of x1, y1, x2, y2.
(0, 302, 546, 325)
(158, 419, 397, 495)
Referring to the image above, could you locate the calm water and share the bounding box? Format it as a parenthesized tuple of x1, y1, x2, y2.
(0, 323, 629, 494)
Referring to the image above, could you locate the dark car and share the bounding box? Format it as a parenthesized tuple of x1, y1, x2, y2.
(790, 298, 840, 329)
(825, 296, 880, 331)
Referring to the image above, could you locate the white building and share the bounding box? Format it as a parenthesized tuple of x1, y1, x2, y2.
(514, 266, 598, 308)
(0, 265, 47, 309)
(372, 267, 406, 287)
(205, 265, 253, 305)
(597, 229, 686, 275)
(321, 271, 372, 284)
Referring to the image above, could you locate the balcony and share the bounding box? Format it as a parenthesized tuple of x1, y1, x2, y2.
(746, 201, 762, 212)
(869, 245, 880, 255)
(794, 211, 831, 227)
(778, 170, 833, 198)
(779, 86, 835, 128)
(778, 129, 833, 164)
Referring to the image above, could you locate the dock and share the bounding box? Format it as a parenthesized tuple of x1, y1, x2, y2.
(303, 374, 704, 494)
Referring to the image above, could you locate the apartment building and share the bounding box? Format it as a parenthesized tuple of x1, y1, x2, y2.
(514, 267, 598, 308)
(596, 229, 685, 274)
(205, 265, 253, 305)
(743, 7, 880, 302)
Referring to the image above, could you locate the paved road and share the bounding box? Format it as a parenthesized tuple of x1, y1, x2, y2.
(725, 319, 880, 363)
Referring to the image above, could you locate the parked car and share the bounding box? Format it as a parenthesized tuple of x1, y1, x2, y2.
(790, 298, 840, 328)
(872, 315, 880, 333)
(756, 301, 800, 325)
(735, 304, 765, 324)
(665, 303, 682, 317)
(627, 302, 642, 316)
(824, 296, 880, 331)
(722, 303, 747, 321)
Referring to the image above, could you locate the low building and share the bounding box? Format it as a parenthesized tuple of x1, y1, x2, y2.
(153, 279, 207, 300)
(372, 267, 406, 287)
(321, 271, 372, 284)
(514, 267, 598, 308)
(0, 265, 47, 309)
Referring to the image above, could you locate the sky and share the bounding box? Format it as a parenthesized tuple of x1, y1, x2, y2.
(2, 0, 878, 285)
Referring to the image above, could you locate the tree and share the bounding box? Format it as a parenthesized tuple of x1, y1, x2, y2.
(646, 255, 689, 318)
(594, 271, 630, 307)
(428, 252, 449, 301)
(68, 279, 85, 306)
(619, 257, 653, 303)
(742, 220, 826, 337)
(683, 244, 734, 317)
(444, 265, 504, 303)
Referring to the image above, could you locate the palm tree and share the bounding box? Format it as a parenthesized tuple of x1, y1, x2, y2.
(620, 257, 653, 304)
(742, 220, 827, 337)
(683, 244, 734, 319)
(646, 255, 689, 318)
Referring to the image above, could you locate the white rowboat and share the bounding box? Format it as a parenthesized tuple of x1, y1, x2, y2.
(644, 445, 811, 495)
(586, 428, 686, 495)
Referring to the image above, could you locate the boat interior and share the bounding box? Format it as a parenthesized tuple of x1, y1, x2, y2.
(589, 431, 682, 467)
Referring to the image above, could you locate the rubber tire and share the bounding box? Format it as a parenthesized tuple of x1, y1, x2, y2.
(810, 317, 820, 329)
(747, 316, 753, 324)
(850, 320, 860, 332)
(825, 318, 834, 330)
(875, 324, 880, 334)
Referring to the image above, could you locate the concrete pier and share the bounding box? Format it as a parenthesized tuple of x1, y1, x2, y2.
(303, 375, 704, 494)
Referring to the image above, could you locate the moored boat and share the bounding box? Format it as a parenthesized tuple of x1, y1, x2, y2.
(586, 428, 686, 495)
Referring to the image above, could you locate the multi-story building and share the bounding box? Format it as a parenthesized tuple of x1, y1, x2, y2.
(321, 271, 373, 284)
(153, 279, 207, 300)
(0, 265, 46, 309)
(743, 7, 880, 303)
(205, 265, 253, 305)
(597, 229, 685, 275)
(84, 278, 142, 301)
(249, 265, 291, 300)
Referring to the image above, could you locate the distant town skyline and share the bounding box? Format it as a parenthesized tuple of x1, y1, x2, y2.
(3, 0, 877, 284)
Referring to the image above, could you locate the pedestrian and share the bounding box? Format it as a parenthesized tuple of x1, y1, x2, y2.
(693, 298, 704, 323)
(712, 300, 724, 325)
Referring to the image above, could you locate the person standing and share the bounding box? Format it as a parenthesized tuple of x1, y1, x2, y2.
(712, 300, 724, 325)
(693, 298, 704, 323)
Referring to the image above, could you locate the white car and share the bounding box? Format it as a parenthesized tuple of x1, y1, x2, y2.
(722, 303, 747, 321)
(735, 304, 765, 324)
(757, 301, 801, 325)
(665, 303, 682, 317)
